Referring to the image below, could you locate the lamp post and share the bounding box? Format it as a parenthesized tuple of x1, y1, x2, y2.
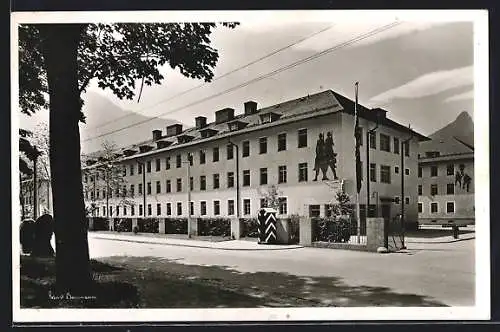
(227, 140, 240, 218)
(182, 153, 193, 237)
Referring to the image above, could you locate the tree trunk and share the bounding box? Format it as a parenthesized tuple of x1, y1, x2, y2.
(39, 24, 92, 295)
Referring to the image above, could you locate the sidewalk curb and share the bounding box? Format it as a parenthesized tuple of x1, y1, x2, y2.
(91, 236, 304, 251)
(406, 236, 475, 245)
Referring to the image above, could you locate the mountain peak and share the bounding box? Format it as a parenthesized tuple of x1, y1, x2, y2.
(429, 110, 474, 147)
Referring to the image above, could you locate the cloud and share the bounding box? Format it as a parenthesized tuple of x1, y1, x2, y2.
(369, 66, 473, 103)
(444, 89, 474, 103)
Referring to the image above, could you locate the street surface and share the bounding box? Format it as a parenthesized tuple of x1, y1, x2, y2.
(86, 232, 475, 307)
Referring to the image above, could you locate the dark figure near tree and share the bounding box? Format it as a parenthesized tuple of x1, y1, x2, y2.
(32, 213, 55, 257)
(313, 132, 338, 181)
(20, 219, 36, 254)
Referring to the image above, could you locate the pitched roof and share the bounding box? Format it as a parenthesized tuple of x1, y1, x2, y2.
(419, 136, 474, 158)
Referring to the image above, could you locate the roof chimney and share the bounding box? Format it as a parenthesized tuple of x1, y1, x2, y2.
(195, 116, 207, 129)
(244, 101, 258, 115)
(152, 129, 162, 140)
(215, 108, 235, 124)
(371, 107, 387, 119)
(166, 124, 183, 137)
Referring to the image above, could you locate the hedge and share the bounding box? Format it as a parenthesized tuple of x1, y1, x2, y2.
(312, 216, 352, 243)
(197, 218, 231, 237)
(89, 217, 109, 231)
(165, 218, 188, 234)
(137, 218, 159, 233)
(240, 218, 259, 238)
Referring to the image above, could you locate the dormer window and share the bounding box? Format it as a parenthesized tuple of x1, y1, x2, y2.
(227, 120, 248, 132)
(425, 151, 440, 158)
(177, 134, 194, 144)
(259, 111, 281, 124)
(156, 141, 172, 149)
(139, 145, 154, 153)
(200, 128, 218, 139)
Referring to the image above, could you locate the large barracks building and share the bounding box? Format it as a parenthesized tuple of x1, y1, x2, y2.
(83, 90, 428, 224)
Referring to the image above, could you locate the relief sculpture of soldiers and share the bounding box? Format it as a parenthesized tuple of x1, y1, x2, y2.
(455, 164, 472, 193)
(313, 131, 338, 181)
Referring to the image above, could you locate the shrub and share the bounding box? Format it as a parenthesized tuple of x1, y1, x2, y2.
(165, 218, 188, 234)
(115, 218, 132, 232)
(91, 217, 110, 231)
(240, 218, 259, 238)
(138, 218, 159, 233)
(197, 218, 231, 237)
(312, 217, 351, 243)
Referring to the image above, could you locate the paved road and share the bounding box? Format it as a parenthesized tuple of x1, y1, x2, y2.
(87, 234, 475, 307)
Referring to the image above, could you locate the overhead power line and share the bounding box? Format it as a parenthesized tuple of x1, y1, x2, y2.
(88, 24, 336, 130)
(82, 21, 402, 143)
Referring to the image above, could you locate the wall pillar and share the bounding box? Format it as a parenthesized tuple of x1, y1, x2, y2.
(276, 218, 290, 244)
(230, 217, 242, 239)
(88, 217, 94, 231)
(299, 217, 312, 246)
(366, 218, 385, 251)
(158, 218, 166, 234)
(189, 218, 198, 237)
(132, 218, 138, 231)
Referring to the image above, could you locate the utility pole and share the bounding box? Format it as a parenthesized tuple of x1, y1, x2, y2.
(228, 140, 240, 218)
(354, 82, 362, 244)
(186, 153, 193, 238)
(366, 116, 379, 220)
(400, 124, 413, 249)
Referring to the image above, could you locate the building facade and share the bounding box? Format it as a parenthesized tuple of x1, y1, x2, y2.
(83, 90, 428, 225)
(20, 177, 53, 219)
(418, 138, 474, 226)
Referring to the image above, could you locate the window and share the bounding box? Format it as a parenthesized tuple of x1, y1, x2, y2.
(243, 170, 250, 186)
(199, 150, 206, 164)
(405, 197, 410, 205)
(138, 183, 143, 194)
(447, 183, 455, 195)
(165, 157, 170, 170)
(418, 167, 422, 178)
(176, 178, 182, 192)
(188, 153, 193, 166)
(190, 201, 194, 216)
(431, 166, 438, 177)
(394, 197, 400, 204)
(102, 206, 106, 216)
(147, 182, 151, 195)
(130, 164, 134, 176)
(278, 197, 288, 215)
(139, 204, 143, 216)
(446, 202, 455, 213)
(418, 203, 423, 213)
(380, 165, 391, 183)
(116, 206, 120, 216)
(278, 165, 287, 184)
(176, 154, 181, 168)
(260, 168, 268, 185)
(214, 201, 220, 216)
(109, 206, 113, 216)
(177, 202, 182, 216)
(243, 199, 251, 215)
(298, 129, 307, 148)
(309, 205, 320, 217)
(393, 137, 400, 154)
(213, 147, 219, 162)
(370, 163, 377, 182)
(156, 159, 161, 171)
(447, 164, 454, 176)
(278, 133, 287, 151)
(228, 200, 235, 215)
(166, 180, 171, 193)
(200, 201, 207, 216)
(146, 161, 152, 173)
(213, 174, 220, 189)
(138, 164, 143, 174)
(157, 203, 161, 216)
(418, 185, 422, 195)
(298, 162, 308, 182)
(380, 134, 390, 152)
(226, 144, 234, 160)
(242, 141, 250, 157)
(166, 203, 171, 216)
(156, 181, 161, 194)
(430, 202, 438, 213)
(147, 204, 152, 216)
(200, 176, 206, 190)
(96, 189, 100, 199)
(227, 172, 235, 188)
(395, 166, 399, 174)
(131, 205, 135, 216)
(260, 198, 267, 208)
(259, 137, 267, 154)
(431, 184, 438, 196)
(369, 132, 376, 149)
(405, 168, 410, 176)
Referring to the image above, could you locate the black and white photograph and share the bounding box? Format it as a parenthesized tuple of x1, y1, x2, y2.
(12, 10, 489, 322)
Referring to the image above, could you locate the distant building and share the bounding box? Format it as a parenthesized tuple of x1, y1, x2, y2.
(417, 137, 474, 226)
(82, 90, 428, 225)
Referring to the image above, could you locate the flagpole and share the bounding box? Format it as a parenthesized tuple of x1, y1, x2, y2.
(354, 82, 361, 244)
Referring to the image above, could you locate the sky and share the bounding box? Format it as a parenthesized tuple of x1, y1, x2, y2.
(19, 15, 475, 153)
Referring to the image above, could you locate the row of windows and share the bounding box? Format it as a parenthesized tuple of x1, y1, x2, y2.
(366, 163, 410, 184)
(418, 201, 455, 214)
(114, 129, 310, 178)
(418, 183, 456, 196)
(95, 197, 289, 217)
(365, 131, 410, 156)
(418, 163, 463, 178)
